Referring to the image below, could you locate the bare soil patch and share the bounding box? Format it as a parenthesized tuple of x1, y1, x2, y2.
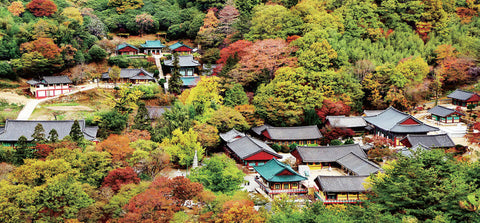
(45, 106, 94, 111)
(0, 91, 32, 105)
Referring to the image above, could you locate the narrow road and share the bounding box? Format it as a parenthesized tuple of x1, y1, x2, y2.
(16, 84, 97, 120)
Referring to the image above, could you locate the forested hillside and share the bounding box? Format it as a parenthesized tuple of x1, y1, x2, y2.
(1, 0, 480, 222)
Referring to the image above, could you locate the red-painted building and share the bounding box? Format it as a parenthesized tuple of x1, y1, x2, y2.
(168, 42, 193, 53)
(251, 125, 323, 145)
(447, 89, 480, 107)
(116, 43, 140, 55)
(223, 134, 282, 169)
(26, 76, 73, 99)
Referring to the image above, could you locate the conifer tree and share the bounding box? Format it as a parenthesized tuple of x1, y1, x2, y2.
(31, 123, 46, 143)
(132, 102, 152, 131)
(69, 120, 84, 142)
(14, 135, 33, 165)
(168, 52, 183, 94)
(48, 128, 58, 143)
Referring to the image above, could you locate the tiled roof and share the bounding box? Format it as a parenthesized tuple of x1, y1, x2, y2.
(326, 116, 367, 128)
(27, 76, 72, 85)
(315, 176, 368, 193)
(181, 76, 201, 86)
(363, 110, 385, 117)
(397, 144, 431, 157)
(164, 55, 200, 67)
(141, 40, 165, 48)
(168, 42, 193, 50)
(219, 129, 245, 143)
(251, 125, 272, 135)
(401, 134, 455, 148)
(294, 144, 367, 163)
(447, 89, 477, 101)
(336, 152, 382, 176)
(116, 43, 139, 51)
(254, 159, 307, 183)
(0, 120, 97, 142)
(226, 136, 281, 160)
(102, 68, 155, 80)
(202, 64, 218, 75)
(428, 105, 464, 117)
(146, 106, 171, 120)
(364, 107, 439, 133)
(265, 125, 323, 141)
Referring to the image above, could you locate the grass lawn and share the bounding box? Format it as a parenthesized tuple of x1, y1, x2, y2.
(30, 89, 112, 121)
(0, 100, 23, 125)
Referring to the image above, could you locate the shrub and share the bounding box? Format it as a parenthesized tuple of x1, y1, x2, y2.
(271, 144, 281, 152)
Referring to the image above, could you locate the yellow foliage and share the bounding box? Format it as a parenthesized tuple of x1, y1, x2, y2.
(61, 7, 84, 24)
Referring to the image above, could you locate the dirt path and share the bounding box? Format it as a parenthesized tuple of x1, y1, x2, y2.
(16, 84, 97, 120)
(45, 106, 94, 111)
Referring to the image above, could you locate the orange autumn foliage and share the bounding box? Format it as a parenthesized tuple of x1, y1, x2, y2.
(8, 1, 25, 16)
(20, 37, 61, 59)
(215, 199, 265, 223)
(26, 0, 57, 17)
(96, 134, 133, 162)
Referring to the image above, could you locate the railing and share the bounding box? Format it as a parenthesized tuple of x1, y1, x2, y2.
(314, 192, 364, 204)
(254, 178, 308, 195)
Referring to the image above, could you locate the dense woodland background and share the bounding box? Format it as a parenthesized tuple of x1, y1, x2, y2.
(1, 0, 480, 222)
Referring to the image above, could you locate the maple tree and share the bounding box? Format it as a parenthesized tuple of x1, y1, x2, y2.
(235, 104, 264, 127)
(319, 126, 355, 145)
(26, 0, 57, 17)
(193, 123, 220, 150)
(231, 39, 295, 86)
(218, 4, 240, 35)
(316, 99, 351, 122)
(61, 7, 84, 24)
(35, 144, 54, 160)
(96, 134, 134, 163)
(8, 1, 25, 16)
(215, 199, 265, 222)
(102, 167, 140, 192)
(119, 176, 203, 222)
(135, 13, 156, 36)
(20, 37, 61, 59)
(207, 106, 250, 132)
(108, 0, 144, 14)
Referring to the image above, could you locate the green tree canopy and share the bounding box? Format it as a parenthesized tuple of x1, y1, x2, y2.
(189, 154, 245, 193)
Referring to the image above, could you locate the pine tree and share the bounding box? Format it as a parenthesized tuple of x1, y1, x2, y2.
(14, 135, 33, 165)
(48, 128, 59, 143)
(132, 102, 152, 131)
(69, 120, 84, 142)
(168, 52, 183, 94)
(31, 123, 46, 143)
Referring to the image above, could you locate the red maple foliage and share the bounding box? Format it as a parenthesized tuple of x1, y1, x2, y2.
(102, 167, 140, 192)
(119, 176, 203, 222)
(125, 129, 151, 142)
(216, 40, 252, 66)
(320, 126, 355, 145)
(26, 0, 57, 17)
(286, 35, 301, 44)
(20, 37, 61, 59)
(35, 144, 54, 160)
(316, 99, 351, 122)
(96, 134, 134, 163)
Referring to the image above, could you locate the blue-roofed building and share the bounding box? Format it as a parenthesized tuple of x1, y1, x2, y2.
(364, 107, 439, 146)
(141, 40, 165, 55)
(254, 159, 308, 197)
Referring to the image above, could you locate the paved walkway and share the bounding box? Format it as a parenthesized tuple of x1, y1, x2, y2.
(16, 84, 97, 120)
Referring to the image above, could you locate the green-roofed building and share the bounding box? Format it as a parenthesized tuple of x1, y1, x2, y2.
(254, 158, 308, 197)
(141, 40, 165, 55)
(168, 41, 193, 53)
